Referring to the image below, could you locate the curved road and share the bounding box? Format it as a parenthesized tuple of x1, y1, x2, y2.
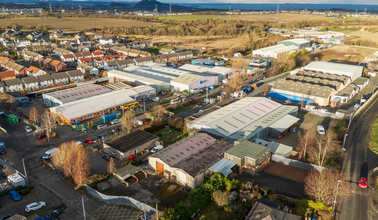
(338, 95, 378, 220)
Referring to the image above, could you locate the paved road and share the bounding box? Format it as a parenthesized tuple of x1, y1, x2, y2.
(337, 95, 378, 220)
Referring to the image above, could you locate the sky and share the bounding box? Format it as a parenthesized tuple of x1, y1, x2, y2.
(59, 0, 378, 4)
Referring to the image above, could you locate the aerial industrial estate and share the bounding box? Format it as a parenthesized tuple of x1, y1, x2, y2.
(0, 1, 378, 220)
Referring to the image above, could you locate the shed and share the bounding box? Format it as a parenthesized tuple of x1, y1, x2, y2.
(207, 158, 237, 177)
(113, 164, 147, 187)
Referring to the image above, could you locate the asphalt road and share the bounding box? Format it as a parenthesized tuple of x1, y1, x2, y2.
(337, 95, 378, 220)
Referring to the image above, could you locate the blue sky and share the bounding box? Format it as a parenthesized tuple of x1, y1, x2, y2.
(134, 0, 377, 3)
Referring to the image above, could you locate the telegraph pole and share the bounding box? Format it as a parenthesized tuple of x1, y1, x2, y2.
(79, 4, 82, 14)
(49, 4, 52, 13)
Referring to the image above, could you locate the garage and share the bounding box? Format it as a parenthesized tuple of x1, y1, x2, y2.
(176, 170, 186, 185)
(156, 161, 164, 174)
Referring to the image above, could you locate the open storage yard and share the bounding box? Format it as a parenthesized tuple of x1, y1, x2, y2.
(0, 18, 156, 30)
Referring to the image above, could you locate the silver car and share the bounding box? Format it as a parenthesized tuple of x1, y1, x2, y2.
(97, 124, 108, 129)
(25, 201, 46, 213)
(24, 126, 32, 133)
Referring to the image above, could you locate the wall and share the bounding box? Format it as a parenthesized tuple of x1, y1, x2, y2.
(272, 155, 324, 172)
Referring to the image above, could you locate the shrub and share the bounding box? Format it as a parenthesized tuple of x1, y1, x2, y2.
(19, 189, 30, 196)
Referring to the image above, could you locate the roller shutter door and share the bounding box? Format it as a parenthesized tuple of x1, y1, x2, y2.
(156, 161, 164, 174)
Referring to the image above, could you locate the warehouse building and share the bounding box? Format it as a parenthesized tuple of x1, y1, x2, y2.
(252, 44, 299, 58)
(170, 72, 218, 92)
(178, 64, 232, 80)
(149, 133, 233, 189)
(189, 97, 299, 142)
(303, 61, 363, 82)
(277, 39, 312, 49)
(50, 90, 136, 125)
(43, 84, 112, 107)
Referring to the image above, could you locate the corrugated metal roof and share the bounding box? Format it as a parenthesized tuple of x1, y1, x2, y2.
(208, 158, 237, 176)
(253, 138, 293, 157)
(226, 139, 269, 159)
(108, 70, 171, 85)
(44, 84, 112, 103)
(269, 114, 299, 133)
(304, 61, 363, 81)
(171, 72, 213, 85)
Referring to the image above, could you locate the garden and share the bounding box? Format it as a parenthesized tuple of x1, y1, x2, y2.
(152, 127, 187, 146)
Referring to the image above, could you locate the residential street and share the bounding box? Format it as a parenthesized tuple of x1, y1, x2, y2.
(337, 94, 378, 220)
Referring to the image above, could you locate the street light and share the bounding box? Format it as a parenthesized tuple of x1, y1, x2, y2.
(332, 180, 342, 211)
(342, 134, 348, 151)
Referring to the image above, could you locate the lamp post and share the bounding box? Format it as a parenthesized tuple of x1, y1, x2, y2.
(82, 196, 86, 220)
(332, 180, 342, 211)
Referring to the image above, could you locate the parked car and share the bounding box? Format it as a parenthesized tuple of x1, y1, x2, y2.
(317, 125, 325, 135)
(24, 126, 33, 133)
(152, 97, 160, 102)
(0, 110, 4, 115)
(102, 154, 112, 161)
(143, 120, 148, 124)
(97, 124, 108, 129)
(81, 127, 95, 133)
(36, 134, 46, 140)
(75, 141, 83, 147)
(0, 143, 5, 155)
(8, 190, 22, 201)
(2, 113, 7, 118)
(0, 212, 17, 220)
(151, 145, 164, 153)
(110, 119, 121, 125)
(108, 128, 120, 134)
(359, 177, 367, 189)
(25, 201, 46, 213)
(85, 139, 94, 144)
(134, 120, 143, 126)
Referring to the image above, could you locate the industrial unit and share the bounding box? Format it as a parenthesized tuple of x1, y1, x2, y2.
(252, 44, 299, 58)
(178, 64, 232, 80)
(303, 61, 363, 82)
(277, 39, 312, 49)
(189, 97, 299, 142)
(170, 72, 218, 92)
(42, 84, 112, 107)
(50, 90, 137, 125)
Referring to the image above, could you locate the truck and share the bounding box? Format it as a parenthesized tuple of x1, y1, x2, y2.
(43, 148, 58, 160)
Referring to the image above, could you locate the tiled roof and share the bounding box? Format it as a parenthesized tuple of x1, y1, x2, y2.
(37, 74, 53, 82)
(0, 70, 16, 78)
(26, 66, 40, 74)
(22, 76, 38, 84)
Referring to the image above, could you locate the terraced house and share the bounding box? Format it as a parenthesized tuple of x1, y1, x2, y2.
(0, 60, 27, 76)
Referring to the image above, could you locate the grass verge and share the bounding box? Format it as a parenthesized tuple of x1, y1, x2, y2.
(169, 104, 196, 114)
(369, 117, 378, 154)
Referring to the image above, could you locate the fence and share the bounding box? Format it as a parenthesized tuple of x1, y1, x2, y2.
(85, 185, 156, 213)
(272, 155, 325, 172)
(306, 110, 350, 119)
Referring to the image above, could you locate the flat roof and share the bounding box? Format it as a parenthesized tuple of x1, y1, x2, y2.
(103, 82, 132, 91)
(108, 70, 171, 85)
(226, 139, 269, 159)
(253, 44, 298, 54)
(106, 130, 158, 153)
(179, 64, 232, 75)
(304, 61, 363, 81)
(272, 79, 335, 98)
(43, 84, 112, 103)
(269, 114, 299, 133)
(171, 72, 214, 85)
(113, 164, 143, 180)
(51, 90, 136, 119)
(253, 138, 293, 157)
(279, 39, 311, 44)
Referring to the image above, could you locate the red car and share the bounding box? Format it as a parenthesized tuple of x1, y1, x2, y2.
(36, 134, 46, 140)
(143, 120, 148, 124)
(359, 177, 367, 188)
(85, 139, 94, 144)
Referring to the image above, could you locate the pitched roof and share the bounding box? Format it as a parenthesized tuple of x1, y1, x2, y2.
(62, 54, 74, 59)
(0, 70, 16, 79)
(106, 60, 117, 66)
(52, 72, 69, 80)
(3, 78, 22, 86)
(81, 52, 91, 56)
(113, 164, 143, 180)
(0, 57, 11, 63)
(74, 53, 84, 58)
(50, 60, 63, 66)
(92, 51, 103, 56)
(226, 139, 269, 159)
(37, 74, 53, 82)
(79, 58, 92, 63)
(66, 70, 84, 77)
(105, 130, 158, 153)
(26, 66, 41, 74)
(22, 76, 38, 84)
(245, 202, 301, 220)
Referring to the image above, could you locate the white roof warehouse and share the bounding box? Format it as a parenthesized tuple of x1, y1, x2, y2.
(189, 97, 299, 142)
(303, 61, 363, 82)
(50, 90, 135, 125)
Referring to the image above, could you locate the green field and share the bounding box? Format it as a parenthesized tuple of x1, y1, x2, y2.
(152, 128, 187, 146)
(143, 45, 172, 54)
(369, 117, 378, 154)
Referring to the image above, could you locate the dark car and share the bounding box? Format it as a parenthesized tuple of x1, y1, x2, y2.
(0, 212, 17, 220)
(102, 154, 112, 161)
(0, 145, 5, 155)
(108, 128, 120, 134)
(82, 127, 96, 133)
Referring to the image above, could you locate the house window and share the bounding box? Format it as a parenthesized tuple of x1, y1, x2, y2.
(80, 117, 83, 121)
(72, 119, 76, 123)
(98, 112, 101, 115)
(111, 150, 116, 155)
(87, 114, 93, 118)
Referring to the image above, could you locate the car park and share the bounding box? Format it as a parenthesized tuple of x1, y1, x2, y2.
(97, 124, 108, 129)
(25, 201, 46, 213)
(317, 125, 325, 135)
(359, 177, 367, 189)
(8, 190, 22, 201)
(36, 134, 46, 140)
(110, 119, 121, 125)
(24, 126, 32, 133)
(102, 154, 112, 161)
(0, 212, 17, 220)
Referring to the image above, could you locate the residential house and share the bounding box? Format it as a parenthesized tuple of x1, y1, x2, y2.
(103, 130, 159, 160)
(152, 55, 168, 63)
(77, 46, 90, 53)
(22, 51, 43, 62)
(70, 43, 79, 51)
(5, 28, 22, 37)
(165, 53, 179, 62)
(0, 38, 13, 47)
(92, 57, 104, 68)
(50, 60, 67, 72)
(60, 54, 75, 63)
(52, 72, 70, 85)
(81, 52, 92, 58)
(139, 51, 151, 57)
(0, 71, 16, 81)
(77, 37, 91, 45)
(98, 38, 113, 45)
(77, 63, 99, 77)
(133, 57, 153, 66)
(53, 48, 72, 56)
(113, 47, 130, 56)
(78, 58, 93, 66)
(92, 51, 103, 57)
(177, 51, 194, 60)
(1, 60, 27, 76)
(115, 60, 131, 69)
(22, 76, 39, 91)
(3, 78, 23, 92)
(39, 58, 53, 69)
(26, 66, 46, 76)
(224, 139, 271, 175)
(13, 38, 30, 47)
(52, 29, 64, 38)
(66, 70, 84, 82)
(75, 32, 85, 39)
(128, 49, 142, 58)
(159, 48, 175, 54)
(27, 30, 42, 40)
(113, 54, 123, 60)
(73, 53, 84, 60)
(245, 201, 301, 220)
(102, 55, 114, 62)
(37, 74, 54, 88)
(104, 60, 118, 70)
(0, 57, 13, 64)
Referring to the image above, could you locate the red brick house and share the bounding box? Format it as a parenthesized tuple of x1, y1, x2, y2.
(50, 60, 67, 72)
(0, 70, 16, 81)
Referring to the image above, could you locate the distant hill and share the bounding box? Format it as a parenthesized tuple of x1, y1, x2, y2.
(133, 0, 195, 12)
(109, 2, 132, 8)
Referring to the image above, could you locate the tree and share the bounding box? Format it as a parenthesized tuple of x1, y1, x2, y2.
(120, 110, 136, 133)
(309, 130, 338, 166)
(72, 147, 90, 187)
(304, 169, 350, 206)
(212, 190, 229, 208)
(29, 107, 39, 124)
(146, 104, 167, 124)
(63, 150, 75, 178)
(107, 157, 116, 173)
(41, 111, 58, 139)
(52, 141, 77, 171)
(297, 129, 314, 160)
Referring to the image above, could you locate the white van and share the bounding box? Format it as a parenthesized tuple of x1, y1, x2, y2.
(43, 148, 58, 160)
(134, 120, 143, 126)
(151, 145, 164, 153)
(152, 97, 160, 102)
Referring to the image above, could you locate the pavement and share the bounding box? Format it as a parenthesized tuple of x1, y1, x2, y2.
(337, 91, 378, 220)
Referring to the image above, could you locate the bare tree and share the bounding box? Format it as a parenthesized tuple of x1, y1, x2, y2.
(63, 150, 75, 178)
(212, 190, 230, 208)
(107, 157, 116, 173)
(41, 111, 58, 139)
(29, 107, 39, 124)
(297, 129, 314, 160)
(309, 130, 338, 166)
(121, 110, 136, 133)
(305, 169, 351, 206)
(147, 105, 167, 124)
(51, 141, 77, 171)
(224, 58, 249, 95)
(72, 147, 90, 187)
